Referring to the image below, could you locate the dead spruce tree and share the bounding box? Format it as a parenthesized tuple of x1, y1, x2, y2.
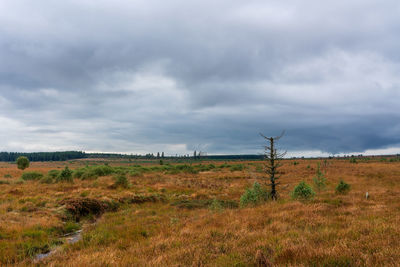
(260, 131, 286, 200)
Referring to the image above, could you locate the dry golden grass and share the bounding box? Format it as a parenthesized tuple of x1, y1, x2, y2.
(1, 158, 400, 266)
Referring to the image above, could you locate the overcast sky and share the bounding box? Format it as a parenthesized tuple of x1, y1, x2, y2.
(1, 0, 400, 156)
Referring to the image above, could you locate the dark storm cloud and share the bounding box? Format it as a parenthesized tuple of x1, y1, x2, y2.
(1, 0, 400, 155)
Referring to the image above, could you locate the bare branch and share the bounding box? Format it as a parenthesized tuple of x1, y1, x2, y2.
(274, 130, 286, 140)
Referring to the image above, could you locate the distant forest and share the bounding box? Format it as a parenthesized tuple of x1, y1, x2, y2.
(0, 151, 86, 162)
(0, 151, 263, 162)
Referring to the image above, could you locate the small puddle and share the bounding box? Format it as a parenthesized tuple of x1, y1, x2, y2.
(65, 230, 82, 244)
(34, 230, 82, 262)
(35, 250, 56, 261)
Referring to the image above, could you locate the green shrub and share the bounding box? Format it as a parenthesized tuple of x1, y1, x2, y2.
(91, 165, 114, 176)
(76, 165, 114, 179)
(39, 170, 59, 184)
(113, 167, 128, 175)
(240, 182, 269, 207)
(80, 170, 99, 180)
(0, 180, 10, 184)
(47, 170, 60, 179)
(113, 174, 130, 188)
(196, 164, 216, 172)
(16, 156, 30, 170)
(73, 168, 86, 179)
(313, 163, 326, 192)
(230, 164, 244, 172)
(132, 166, 150, 173)
(335, 180, 351, 194)
(3, 174, 12, 178)
(21, 172, 43, 181)
(40, 176, 54, 184)
(219, 163, 231, 169)
(56, 166, 73, 183)
(291, 181, 315, 200)
(175, 164, 198, 174)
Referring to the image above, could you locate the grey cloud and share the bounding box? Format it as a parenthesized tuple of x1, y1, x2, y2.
(1, 0, 400, 155)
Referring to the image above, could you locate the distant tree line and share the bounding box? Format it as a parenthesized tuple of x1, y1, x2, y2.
(86, 152, 263, 161)
(0, 151, 86, 162)
(85, 153, 166, 159)
(202, 154, 263, 160)
(0, 150, 264, 162)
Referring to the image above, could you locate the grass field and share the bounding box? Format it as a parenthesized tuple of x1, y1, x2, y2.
(0, 158, 399, 266)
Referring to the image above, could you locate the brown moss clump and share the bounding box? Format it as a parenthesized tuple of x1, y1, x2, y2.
(60, 198, 108, 221)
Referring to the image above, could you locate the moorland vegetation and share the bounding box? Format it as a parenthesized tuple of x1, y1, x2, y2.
(0, 156, 399, 266)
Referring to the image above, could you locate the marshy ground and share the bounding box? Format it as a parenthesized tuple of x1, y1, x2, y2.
(0, 157, 399, 266)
